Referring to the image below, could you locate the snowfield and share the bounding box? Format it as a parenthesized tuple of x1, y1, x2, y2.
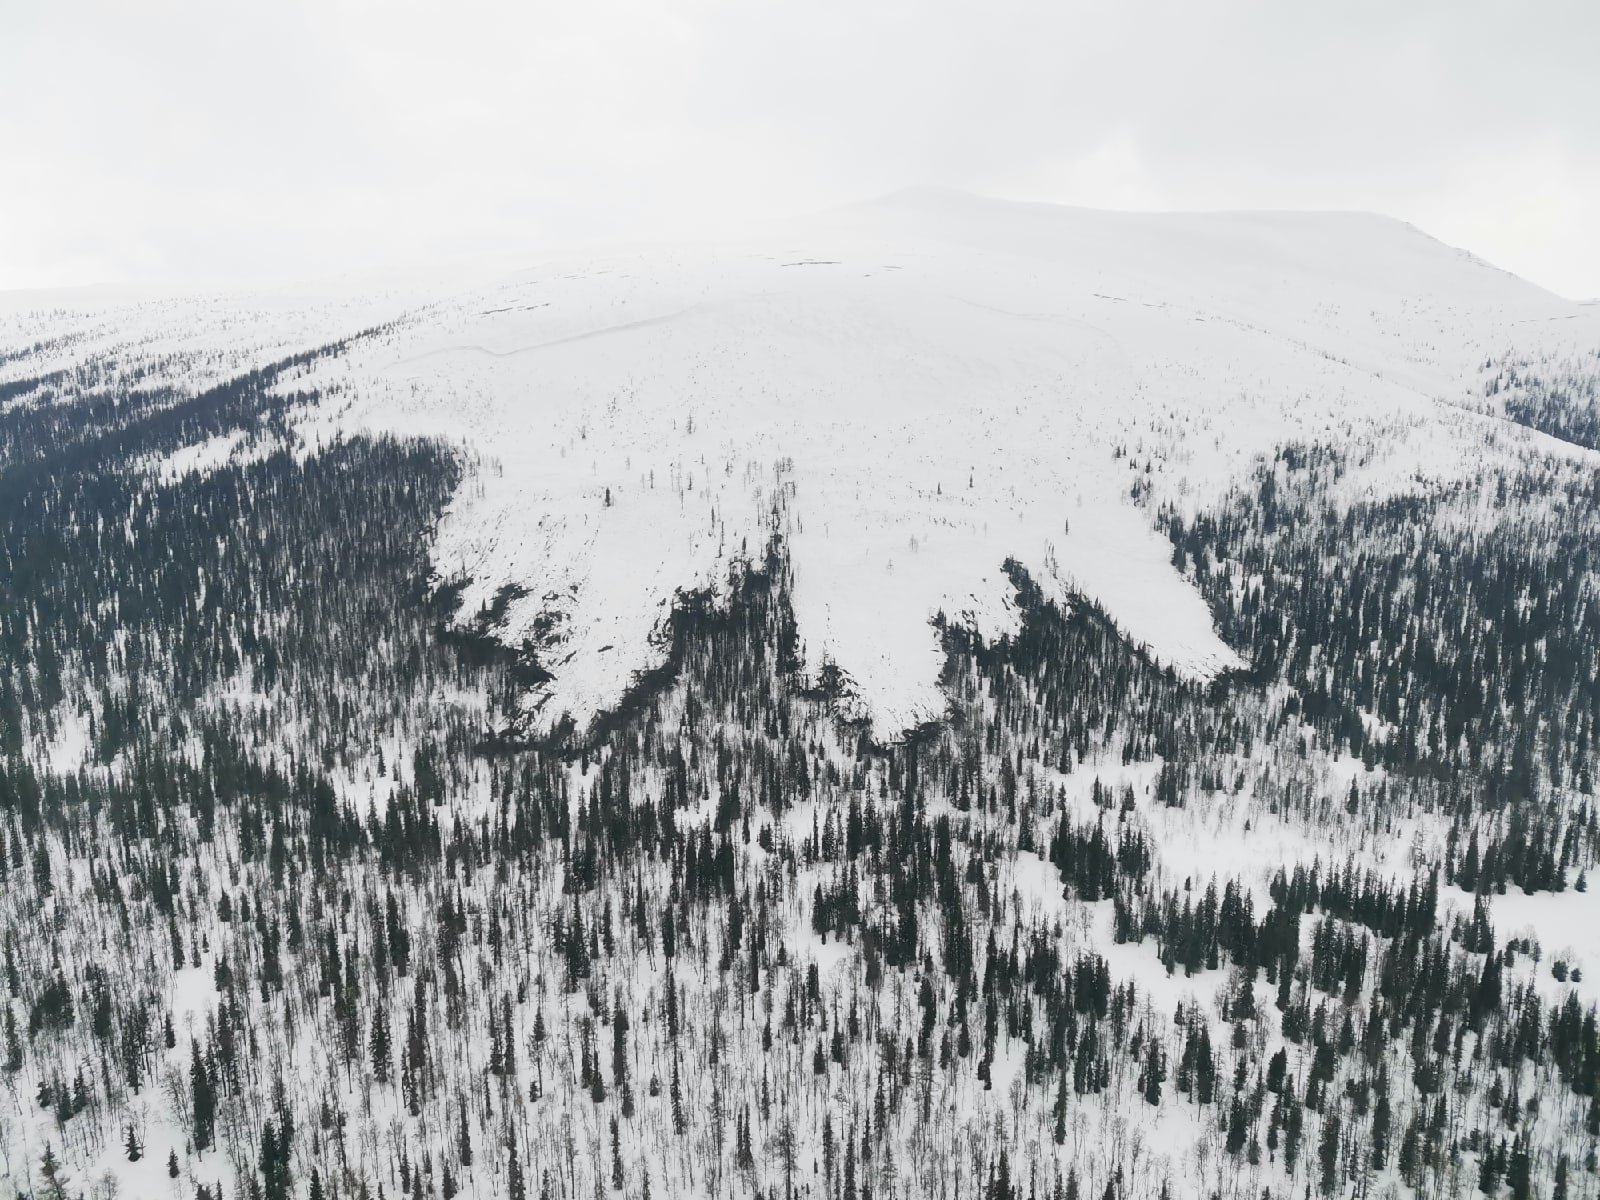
(7, 188, 1598, 743)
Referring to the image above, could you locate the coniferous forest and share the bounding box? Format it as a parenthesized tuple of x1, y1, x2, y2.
(2, 334, 1600, 1200)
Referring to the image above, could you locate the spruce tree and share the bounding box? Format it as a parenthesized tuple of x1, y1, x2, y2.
(1139, 1041, 1164, 1105)
(1506, 1137, 1531, 1200)
(38, 1142, 68, 1200)
(610, 1115, 624, 1190)
(1318, 1113, 1341, 1195)
(370, 1006, 391, 1083)
(190, 1039, 216, 1154)
(508, 1140, 527, 1200)
(3, 1005, 21, 1072)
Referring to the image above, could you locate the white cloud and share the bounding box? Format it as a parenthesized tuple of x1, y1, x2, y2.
(2, 0, 1596, 296)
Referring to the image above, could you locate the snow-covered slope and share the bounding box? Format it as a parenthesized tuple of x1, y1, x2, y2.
(6, 190, 1600, 1200)
(9, 189, 1598, 740)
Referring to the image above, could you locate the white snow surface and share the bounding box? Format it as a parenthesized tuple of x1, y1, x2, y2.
(10, 188, 1599, 740)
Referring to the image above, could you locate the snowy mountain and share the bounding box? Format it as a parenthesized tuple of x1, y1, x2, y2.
(1, 190, 1598, 1200)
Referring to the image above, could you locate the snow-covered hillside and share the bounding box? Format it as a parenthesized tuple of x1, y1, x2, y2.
(4, 190, 1600, 1200)
(7, 190, 1596, 742)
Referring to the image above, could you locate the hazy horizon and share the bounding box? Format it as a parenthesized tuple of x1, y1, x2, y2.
(4, 0, 1598, 299)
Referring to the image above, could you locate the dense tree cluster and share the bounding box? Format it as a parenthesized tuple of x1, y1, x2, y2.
(1166, 448, 1600, 792)
(0, 342, 1597, 1199)
(1490, 350, 1600, 452)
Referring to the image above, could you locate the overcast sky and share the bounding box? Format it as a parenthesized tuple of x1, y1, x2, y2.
(3, 0, 1597, 296)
